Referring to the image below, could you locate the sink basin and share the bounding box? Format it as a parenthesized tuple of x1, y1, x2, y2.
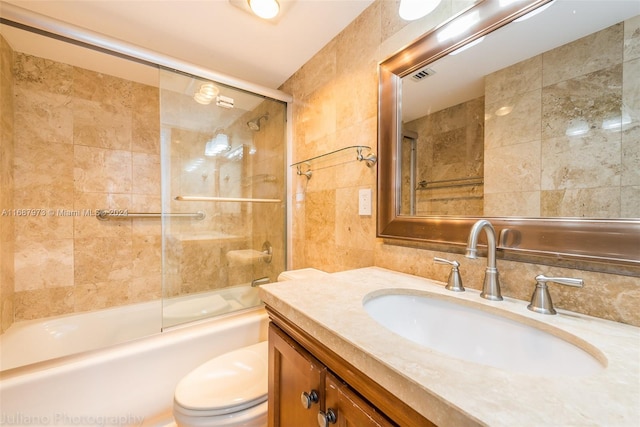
(363, 292, 605, 376)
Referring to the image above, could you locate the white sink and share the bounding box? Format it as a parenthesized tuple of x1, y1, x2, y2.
(363, 292, 605, 376)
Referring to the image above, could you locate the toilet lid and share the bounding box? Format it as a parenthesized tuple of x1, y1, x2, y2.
(174, 341, 269, 413)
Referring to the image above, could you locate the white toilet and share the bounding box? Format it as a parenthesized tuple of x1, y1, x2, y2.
(173, 341, 269, 427)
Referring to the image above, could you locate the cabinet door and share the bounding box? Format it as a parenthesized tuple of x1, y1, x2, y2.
(322, 372, 396, 427)
(269, 324, 325, 427)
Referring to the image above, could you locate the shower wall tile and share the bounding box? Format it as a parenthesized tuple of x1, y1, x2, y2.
(73, 145, 132, 193)
(622, 58, 640, 188)
(73, 98, 132, 150)
(132, 152, 161, 195)
(73, 68, 132, 112)
(132, 84, 160, 154)
(8, 51, 161, 323)
(542, 22, 623, 86)
(14, 287, 74, 321)
(14, 238, 74, 291)
(13, 53, 72, 95)
(14, 88, 73, 145)
(0, 34, 15, 333)
(13, 140, 74, 207)
(74, 236, 133, 284)
(73, 192, 131, 238)
(74, 280, 129, 312)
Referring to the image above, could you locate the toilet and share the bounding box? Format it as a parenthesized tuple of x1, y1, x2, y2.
(173, 341, 269, 427)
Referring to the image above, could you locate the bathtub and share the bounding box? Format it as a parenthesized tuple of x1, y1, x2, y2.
(0, 290, 268, 426)
(0, 285, 262, 371)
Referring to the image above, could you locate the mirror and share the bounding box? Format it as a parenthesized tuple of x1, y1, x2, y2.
(378, 0, 640, 273)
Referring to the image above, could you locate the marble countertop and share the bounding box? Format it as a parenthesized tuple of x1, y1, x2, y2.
(259, 267, 640, 427)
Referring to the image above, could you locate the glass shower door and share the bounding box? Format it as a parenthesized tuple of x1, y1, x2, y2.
(159, 68, 286, 328)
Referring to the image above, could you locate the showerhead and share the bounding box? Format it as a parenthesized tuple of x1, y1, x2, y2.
(247, 113, 269, 131)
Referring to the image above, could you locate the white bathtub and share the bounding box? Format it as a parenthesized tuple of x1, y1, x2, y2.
(0, 307, 268, 426)
(0, 285, 262, 371)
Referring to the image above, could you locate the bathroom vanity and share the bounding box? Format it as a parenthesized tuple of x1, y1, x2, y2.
(260, 267, 640, 427)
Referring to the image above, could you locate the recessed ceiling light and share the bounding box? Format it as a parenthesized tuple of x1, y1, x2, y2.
(248, 0, 280, 19)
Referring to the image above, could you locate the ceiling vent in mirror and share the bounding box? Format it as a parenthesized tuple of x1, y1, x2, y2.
(411, 67, 436, 82)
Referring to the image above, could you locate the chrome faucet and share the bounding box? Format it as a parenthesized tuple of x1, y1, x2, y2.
(465, 219, 503, 301)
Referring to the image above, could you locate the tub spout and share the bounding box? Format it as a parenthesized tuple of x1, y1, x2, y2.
(465, 220, 503, 301)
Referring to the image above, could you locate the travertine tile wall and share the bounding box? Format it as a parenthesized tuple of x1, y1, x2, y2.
(10, 52, 162, 321)
(484, 19, 640, 217)
(281, 1, 640, 326)
(402, 96, 484, 216)
(0, 35, 15, 332)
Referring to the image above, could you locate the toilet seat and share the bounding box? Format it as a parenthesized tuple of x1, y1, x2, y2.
(173, 341, 268, 422)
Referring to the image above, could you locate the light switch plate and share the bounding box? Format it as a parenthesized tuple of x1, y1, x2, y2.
(359, 188, 372, 216)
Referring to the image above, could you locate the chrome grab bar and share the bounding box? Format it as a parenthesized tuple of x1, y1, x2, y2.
(96, 210, 205, 221)
(175, 196, 281, 203)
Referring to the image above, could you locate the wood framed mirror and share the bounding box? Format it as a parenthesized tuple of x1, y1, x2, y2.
(377, 0, 640, 275)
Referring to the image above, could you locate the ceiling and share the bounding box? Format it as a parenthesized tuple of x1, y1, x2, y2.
(1, 0, 375, 90)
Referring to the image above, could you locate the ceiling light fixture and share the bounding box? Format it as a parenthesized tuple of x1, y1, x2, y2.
(248, 0, 280, 19)
(399, 0, 441, 21)
(193, 82, 219, 105)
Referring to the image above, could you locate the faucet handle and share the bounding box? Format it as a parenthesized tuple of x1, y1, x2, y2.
(527, 274, 584, 315)
(434, 257, 465, 292)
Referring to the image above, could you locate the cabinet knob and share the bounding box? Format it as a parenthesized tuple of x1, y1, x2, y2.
(300, 390, 319, 409)
(317, 409, 337, 427)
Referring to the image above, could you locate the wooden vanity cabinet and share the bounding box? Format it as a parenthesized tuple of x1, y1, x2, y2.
(268, 323, 395, 427)
(267, 308, 436, 427)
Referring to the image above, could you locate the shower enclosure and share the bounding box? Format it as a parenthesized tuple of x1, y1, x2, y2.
(0, 5, 288, 370)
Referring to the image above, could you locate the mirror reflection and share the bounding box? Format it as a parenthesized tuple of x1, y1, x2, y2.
(399, 1, 639, 219)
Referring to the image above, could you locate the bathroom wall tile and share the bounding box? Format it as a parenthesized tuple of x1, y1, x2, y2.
(128, 274, 162, 303)
(541, 188, 621, 218)
(483, 191, 540, 217)
(73, 67, 132, 112)
(484, 89, 541, 149)
(13, 139, 74, 208)
(335, 64, 378, 131)
(131, 83, 160, 154)
(543, 22, 623, 86)
(131, 195, 162, 236)
(304, 189, 336, 246)
(484, 55, 541, 105)
(335, 187, 374, 250)
(541, 64, 623, 140)
(622, 58, 640, 188)
(484, 140, 540, 194)
(336, 3, 380, 73)
(541, 132, 621, 191)
(623, 14, 640, 61)
(621, 186, 640, 218)
(298, 85, 338, 147)
(73, 145, 132, 193)
(73, 192, 132, 238)
(132, 152, 161, 195)
(74, 279, 129, 312)
(14, 287, 74, 321)
(13, 214, 73, 242)
(293, 38, 337, 98)
(0, 35, 13, 82)
(132, 234, 162, 277)
(14, 238, 74, 291)
(74, 236, 132, 284)
(14, 87, 74, 145)
(73, 97, 132, 150)
(13, 53, 72, 95)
